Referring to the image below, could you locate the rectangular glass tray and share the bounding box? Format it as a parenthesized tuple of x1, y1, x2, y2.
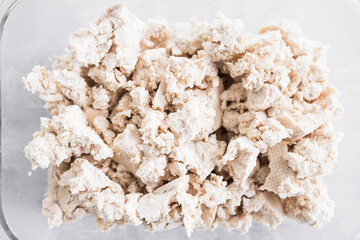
(1, 0, 360, 239)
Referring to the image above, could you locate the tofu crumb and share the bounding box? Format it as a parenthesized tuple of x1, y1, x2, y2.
(23, 3, 343, 237)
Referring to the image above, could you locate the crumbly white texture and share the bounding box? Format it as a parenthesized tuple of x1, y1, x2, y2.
(23, 3, 343, 237)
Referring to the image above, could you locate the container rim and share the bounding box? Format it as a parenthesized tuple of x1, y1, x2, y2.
(0, 0, 22, 239)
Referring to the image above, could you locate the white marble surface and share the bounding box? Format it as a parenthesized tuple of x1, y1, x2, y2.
(1, 0, 360, 239)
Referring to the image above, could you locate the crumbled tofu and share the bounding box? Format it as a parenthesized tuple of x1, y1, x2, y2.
(166, 18, 209, 56)
(135, 146, 167, 190)
(90, 86, 111, 110)
(84, 107, 115, 144)
(23, 66, 90, 109)
(243, 191, 286, 228)
(284, 123, 342, 178)
(137, 175, 189, 223)
(202, 12, 247, 62)
(111, 124, 142, 175)
(131, 48, 168, 91)
(59, 158, 125, 229)
(25, 105, 113, 170)
(42, 163, 70, 228)
(139, 109, 175, 154)
(165, 97, 216, 144)
(23, 3, 342, 236)
(284, 178, 335, 228)
(88, 66, 125, 92)
(221, 136, 259, 188)
(171, 134, 226, 181)
(228, 31, 294, 92)
(259, 118, 293, 147)
(109, 93, 133, 132)
(260, 142, 300, 198)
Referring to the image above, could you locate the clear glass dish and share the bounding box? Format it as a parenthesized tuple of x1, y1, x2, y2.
(1, 0, 360, 239)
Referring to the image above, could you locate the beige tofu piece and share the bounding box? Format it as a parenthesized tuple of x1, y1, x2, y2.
(131, 48, 169, 92)
(245, 84, 282, 111)
(59, 158, 125, 224)
(23, 66, 90, 108)
(284, 178, 335, 228)
(259, 20, 329, 62)
(66, 11, 113, 66)
(220, 82, 247, 110)
(68, 3, 146, 76)
(195, 174, 231, 231)
(223, 111, 269, 153)
(139, 109, 175, 154)
(225, 110, 262, 135)
(175, 174, 231, 237)
(90, 86, 111, 110)
(43, 162, 91, 226)
(219, 182, 246, 219)
(259, 20, 303, 56)
(112, 123, 168, 190)
(242, 191, 286, 228)
(222, 136, 259, 188)
(171, 134, 226, 181)
(165, 54, 217, 98)
(270, 85, 342, 142)
(171, 75, 223, 132)
(51, 54, 84, 74)
(129, 87, 151, 116)
(24, 105, 113, 170)
(88, 65, 126, 92)
(123, 193, 143, 226)
(141, 17, 168, 49)
(56, 186, 87, 224)
(152, 53, 222, 132)
(259, 118, 292, 147)
(152, 80, 168, 111)
(275, 111, 324, 142)
(163, 68, 221, 138)
(111, 124, 142, 175)
(84, 107, 115, 144)
(259, 20, 329, 104)
(42, 163, 71, 228)
(285, 123, 342, 178)
(199, 174, 231, 208)
(228, 31, 294, 92)
(165, 97, 216, 145)
(135, 146, 167, 190)
(316, 85, 343, 117)
(206, 77, 224, 132)
(167, 161, 188, 177)
(260, 141, 334, 208)
(222, 110, 242, 133)
(106, 161, 142, 194)
(166, 18, 210, 55)
(289, 51, 328, 101)
(137, 176, 189, 223)
(109, 93, 132, 132)
(221, 213, 252, 233)
(203, 12, 247, 62)
(144, 204, 183, 231)
(260, 142, 299, 198)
